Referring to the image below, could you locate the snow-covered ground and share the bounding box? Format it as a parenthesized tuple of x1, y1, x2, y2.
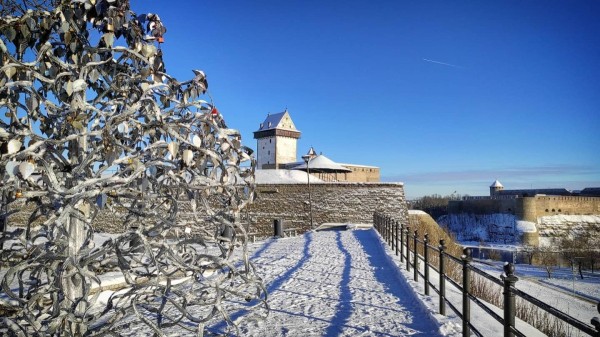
(474, 260, 600, 318)
(3, 226, 598, 336)
(96, 227, 460, 336)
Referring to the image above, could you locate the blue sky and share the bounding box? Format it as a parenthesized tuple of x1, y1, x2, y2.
(130, 0, 600, 198)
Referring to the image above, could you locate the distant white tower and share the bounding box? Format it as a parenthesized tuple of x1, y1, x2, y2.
(253, 109, 301, 169)
(490, 180, 504, 196)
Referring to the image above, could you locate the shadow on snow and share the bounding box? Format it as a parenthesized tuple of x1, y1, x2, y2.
(352, 229, 443, 337)
(208, 232, 313, 334)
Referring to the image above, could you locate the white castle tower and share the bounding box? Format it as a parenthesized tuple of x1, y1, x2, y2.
(253, 109, 301, 169)
(490, 179, 504, 196)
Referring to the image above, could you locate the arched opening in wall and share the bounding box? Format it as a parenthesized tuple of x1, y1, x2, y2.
(552, 209, 555, 212)
(545, 209, 549, 212)
(558, 209, 561, 212)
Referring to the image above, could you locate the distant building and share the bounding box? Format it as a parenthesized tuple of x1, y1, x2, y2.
(489, 179, 504, 196)
(253, 110, 301, 169)
(253, 110, 380, 182)
(448, 180, 600, 246)
(488, 180, 600, 197)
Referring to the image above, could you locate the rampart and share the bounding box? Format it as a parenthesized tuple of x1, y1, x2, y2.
(246, 182, 408, 235)
(450, 195, 600, 220)
(4, 183, 408, 236)
(448, 195, 600, 245)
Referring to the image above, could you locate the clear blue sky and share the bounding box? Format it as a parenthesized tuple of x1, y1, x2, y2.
(131, 0, 599, 199)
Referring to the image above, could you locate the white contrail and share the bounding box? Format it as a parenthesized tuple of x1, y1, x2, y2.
(423, 58, 461, 68)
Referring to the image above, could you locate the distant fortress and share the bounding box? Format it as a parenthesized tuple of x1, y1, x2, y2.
(488, 180, 600, 198)
(447, 180, 600, 245)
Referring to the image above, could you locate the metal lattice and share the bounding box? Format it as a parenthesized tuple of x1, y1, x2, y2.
(0, 1, 267, 335)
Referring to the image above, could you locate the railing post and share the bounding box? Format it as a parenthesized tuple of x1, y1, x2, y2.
(391, 218, 395, 251)
(413, 230, 419, 282)
(462, 248, 472, 337)
(591, 302, 600, 337)
(439, 239, 446, 316)
(400, 222, 404, 263)
(502, 263, 519, 337)
(405, 226, 411, 272)
(424, 233, 430, 296)
(386, 216, 390, 244)
(383, 216, 387, 241)
(373, 213, 377, 232)
(395, 221, 399, 256)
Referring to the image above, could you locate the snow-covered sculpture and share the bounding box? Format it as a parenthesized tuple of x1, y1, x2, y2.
(0, 1, 266, 335)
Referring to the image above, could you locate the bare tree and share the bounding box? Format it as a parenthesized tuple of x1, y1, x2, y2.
(521, 245, 537, 265)
(535, 245, 558, 278)
(0, 0, 60, 17)
(1, 0, 265, 335)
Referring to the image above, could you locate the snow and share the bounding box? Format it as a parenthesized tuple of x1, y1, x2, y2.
(107, 228, 598, 336)
(227, 229, 451, 336)
(517, 220, 537, 233)
(254, 169, 324, 184)
(101, 228, 459, 336)
(473, 260, 600, 335)
(539, 214, 600, 226)
(408, 209, 429, 215)
(438, 213, 518, 242)
(4, 226, 599, 336)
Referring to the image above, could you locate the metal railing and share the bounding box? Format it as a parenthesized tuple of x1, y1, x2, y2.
(373, 212, 600, 337)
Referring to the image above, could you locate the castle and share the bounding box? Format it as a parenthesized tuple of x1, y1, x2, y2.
(447, 180, 600, 246)
(489, 180, 600, 198)
(253, 110, 380, 182)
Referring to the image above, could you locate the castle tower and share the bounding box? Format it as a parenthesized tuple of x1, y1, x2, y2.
(253, 109, 301, 169)
(490, 180, 504, 196)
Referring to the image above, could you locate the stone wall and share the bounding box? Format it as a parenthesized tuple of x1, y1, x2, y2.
(447, 195, 600, 246)
(534, 196, 600, 217)
(246, 182, 407, 236)
(4, 183, 408, 236)
(338, 165, 380, 182)
(449, 198, 520, 215)
(449, 196, 600, 221)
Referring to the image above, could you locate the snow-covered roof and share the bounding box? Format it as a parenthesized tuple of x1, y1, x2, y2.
(490, 180, 503, 188)
(338, 163, 379, 169)
(256, 110, 297, 132)
(292, 154, 352, 173)
(255, 169, 324, 184)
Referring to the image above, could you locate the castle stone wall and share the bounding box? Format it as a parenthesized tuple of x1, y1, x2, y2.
(247, 182, 407, 235)
(4, 183, 408, 236)
(449, 198, 519, 215)
(450, 196, 600, 221)
(534, 196, 600, 217)
(448, 195, 600, 245)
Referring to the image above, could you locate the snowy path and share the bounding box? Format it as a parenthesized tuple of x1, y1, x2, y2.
(230, 229, 446, 336)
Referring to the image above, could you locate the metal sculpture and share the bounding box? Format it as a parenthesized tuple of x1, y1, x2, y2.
(0, 0, 266, 335)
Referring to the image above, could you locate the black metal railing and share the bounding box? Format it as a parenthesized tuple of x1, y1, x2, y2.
(373, 212, 600, 337)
